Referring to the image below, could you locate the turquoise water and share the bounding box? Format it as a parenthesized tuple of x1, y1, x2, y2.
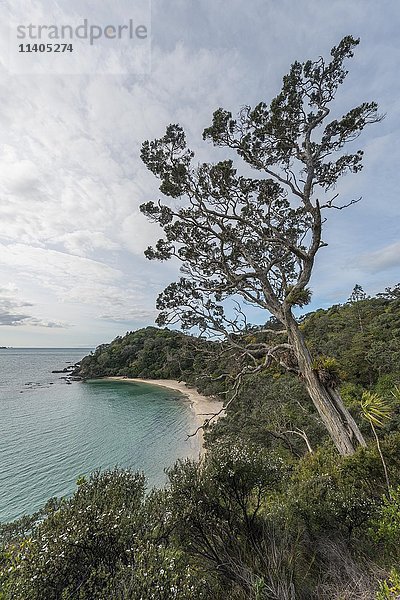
(0, 348, 200, 523)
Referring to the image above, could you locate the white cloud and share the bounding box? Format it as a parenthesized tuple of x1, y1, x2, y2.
(0, 285, 66, 328)
(359, 242, 400, 273)
(119, 212, 161, 255)
(0, 0, 399, 344)
(99, 308, 157, 323)
(0, 244, 121, 285)
(55, 231, 119, 256)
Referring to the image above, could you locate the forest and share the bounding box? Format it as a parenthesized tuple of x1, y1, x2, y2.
(1, 287, 400, 599)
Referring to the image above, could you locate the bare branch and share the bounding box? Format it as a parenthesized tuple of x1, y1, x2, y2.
(320, 196, 362, 210)
(283, 429, 313, 453)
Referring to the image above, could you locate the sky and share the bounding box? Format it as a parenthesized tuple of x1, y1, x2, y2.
(0, 0, 399, 347)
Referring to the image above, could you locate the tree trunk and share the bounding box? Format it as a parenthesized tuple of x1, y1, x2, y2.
(328, 387, 367, 448)
(285, 316, 366, 455)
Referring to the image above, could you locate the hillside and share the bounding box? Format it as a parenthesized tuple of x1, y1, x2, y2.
(301, 292, 400, 387)
(3, 288, 400, 599)
(76, 327, 199, 380)
(76, 290, 400, 391)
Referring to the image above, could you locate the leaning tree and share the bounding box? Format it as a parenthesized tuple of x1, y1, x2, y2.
(140, 36, 381, 455)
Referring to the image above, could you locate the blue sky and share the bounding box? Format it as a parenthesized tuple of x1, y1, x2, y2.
(0, 0, 399, 346)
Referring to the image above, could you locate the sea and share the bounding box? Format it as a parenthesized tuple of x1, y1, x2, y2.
(0, 348, 201, 523)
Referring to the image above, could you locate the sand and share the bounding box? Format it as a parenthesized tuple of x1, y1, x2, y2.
(104, 377, 224, 454)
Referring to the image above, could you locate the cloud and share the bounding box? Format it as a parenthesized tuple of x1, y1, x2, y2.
(99, 307, 157, 323)
(0, 243, 121, 285)
(0, 286, 66, 328)
(359, 242, 400, 273)
(56, 231, 119, 257)
(0, 38, 245, 258)
(0, 0, 399, 345)
(15, 318, 66, 328)
(119, 212, 161, 255)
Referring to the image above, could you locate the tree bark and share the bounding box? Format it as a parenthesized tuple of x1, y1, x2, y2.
(328, 387, 367, 448)
(285, 315, 366, 455)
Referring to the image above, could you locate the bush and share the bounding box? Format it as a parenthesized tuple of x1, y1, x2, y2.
(376, 569, 400, 599)
(0, 469, 207, 600)
(370, 487, 400, 565)
(166, 443, 308, 599)
(283, 440, 400, 539)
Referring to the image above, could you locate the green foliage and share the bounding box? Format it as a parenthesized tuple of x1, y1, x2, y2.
(166, 444, 305, 599)
(100, 545, 208, 600)
(311, 355, 344, 388)
(376, 569, 400, 599)
(166, 440, 398, 598)
(361, 391, 393, 428)
(392, 386, 400, 403)
(285, 286, 312, 308)
(76, 326, 215, 383)
(301, 296, 400, 387)
(274, 434, 400, 546)
(1, 470, 144, 598)
(371, 487, 400, 556)
(3, 435, 400, 597)
(284, 445, 380, 537)
(375, 376, 400, 400)
(0, 470, 206, 600)
(340, 381, 365, 408)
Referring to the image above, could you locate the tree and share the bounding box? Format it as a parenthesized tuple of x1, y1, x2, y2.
(348, 284, 368, 333)
(377, 284, 400, 301)
(349, 284, 367, 304)
(140, 36, 382, 455)
(0, 470, 207, 600)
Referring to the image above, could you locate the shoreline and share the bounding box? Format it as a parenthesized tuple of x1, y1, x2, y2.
(103, 377, 224, 455)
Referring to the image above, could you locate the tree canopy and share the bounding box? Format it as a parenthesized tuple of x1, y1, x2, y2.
(140, 35, 382, 455)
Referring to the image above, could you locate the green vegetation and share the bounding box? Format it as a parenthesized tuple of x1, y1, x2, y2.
(0, 470, 207, 600)
(300, 288, 400, 387)
(1, 288, 400, 598)
(2, 36, 399, 597)
(76, 326, 209, 381)
(139, 35, 381, 455)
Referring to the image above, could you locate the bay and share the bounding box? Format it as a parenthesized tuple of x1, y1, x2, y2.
(0, 348, 200, 522)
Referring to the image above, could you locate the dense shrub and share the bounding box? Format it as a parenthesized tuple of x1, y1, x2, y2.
(0, 470, 206, 600)
(370, 486, 400, 569)
(166, 443, 307, 599)
(205, 373, 327, 458)
(283, 435, 400, 539)
(2, 291, 400, 597)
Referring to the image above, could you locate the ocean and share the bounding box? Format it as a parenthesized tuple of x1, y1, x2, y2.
(0, 348, 200, 523)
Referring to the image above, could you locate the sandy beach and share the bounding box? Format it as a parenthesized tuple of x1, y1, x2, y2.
(105, 377, 224, 454)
